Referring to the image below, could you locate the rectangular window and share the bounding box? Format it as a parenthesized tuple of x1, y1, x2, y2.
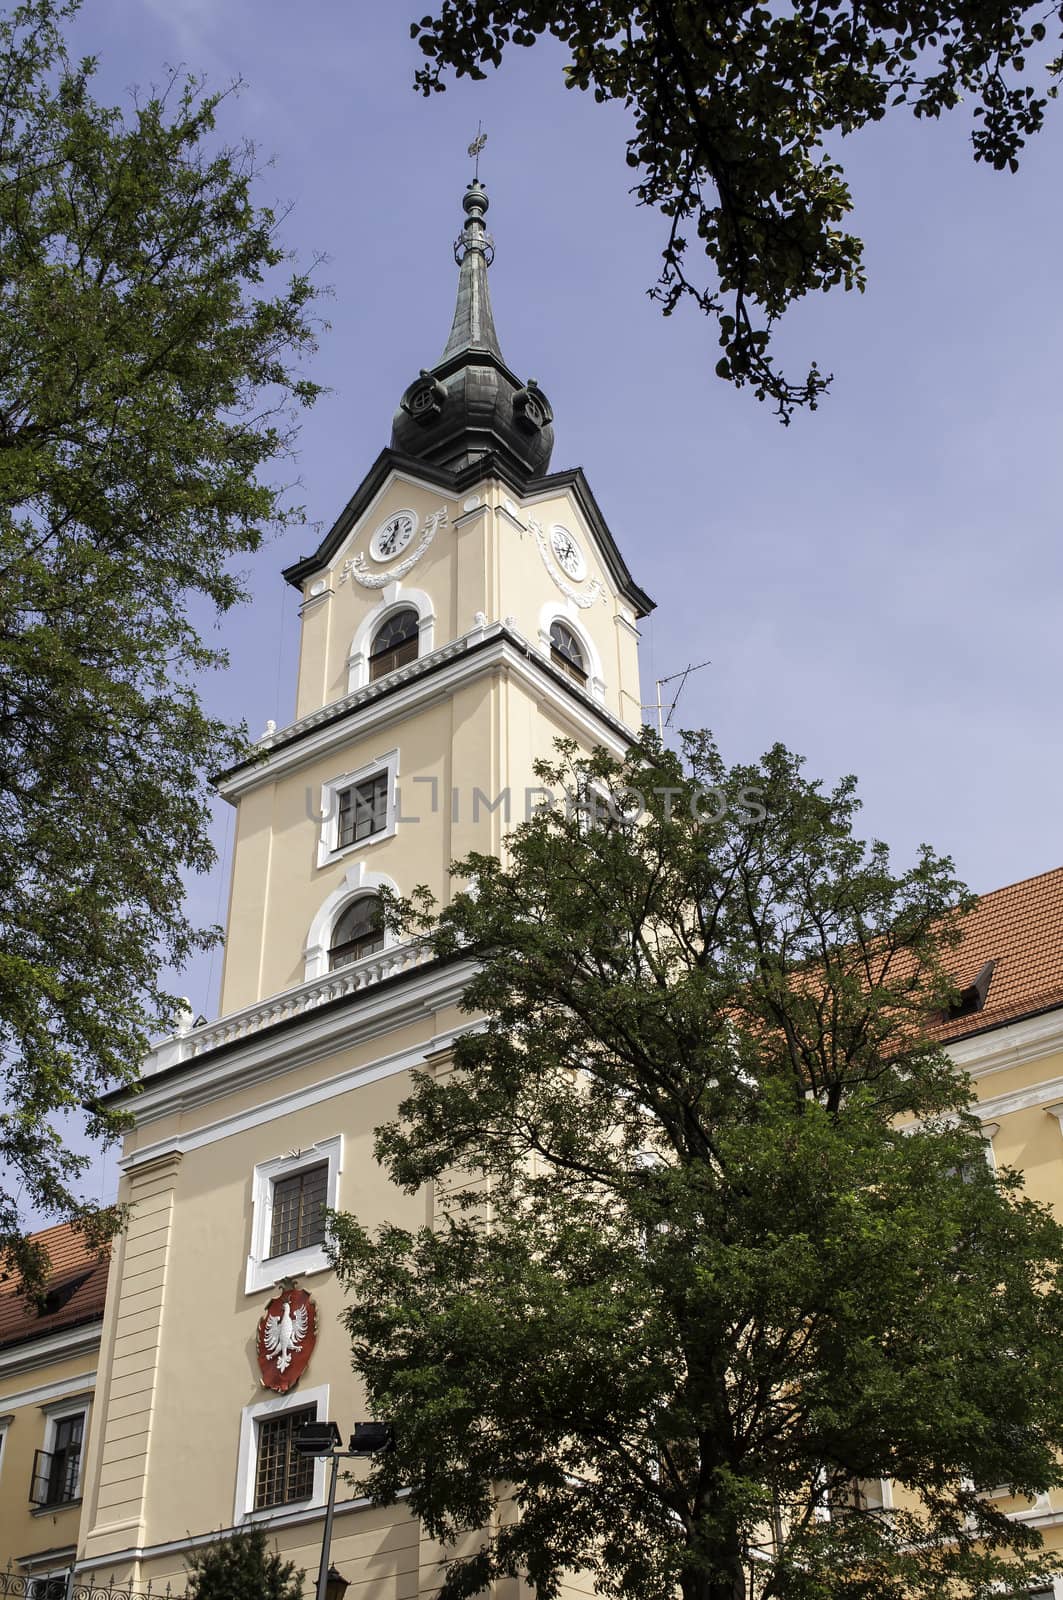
(336, 772, 388, 849)
(268, 1164, 328, 1259)
(254, 1405, 316, 1511)
(30, 1411, 84, 1507)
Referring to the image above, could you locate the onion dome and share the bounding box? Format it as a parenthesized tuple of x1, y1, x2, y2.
(390, 180, 554, 478)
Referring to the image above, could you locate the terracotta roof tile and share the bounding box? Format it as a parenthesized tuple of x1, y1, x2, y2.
(0, 1221, 109, 1352)
(934, 865, 1063, 1042)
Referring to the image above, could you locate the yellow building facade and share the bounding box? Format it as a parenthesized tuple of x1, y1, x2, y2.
(0, 1224, 109, 1590)
(55, 176, 650, 1594)
(3, 178, 1063, 1600)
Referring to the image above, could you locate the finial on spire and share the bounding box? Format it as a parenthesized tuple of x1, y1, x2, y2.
(390, 152, 555, 478)
(467, 124, 487, 181)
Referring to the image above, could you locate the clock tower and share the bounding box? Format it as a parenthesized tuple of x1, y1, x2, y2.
(74, 178, 654, 1591)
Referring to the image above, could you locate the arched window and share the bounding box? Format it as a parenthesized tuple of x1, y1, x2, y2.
(329, 896, 384, 970)
(549, 619, 587, 685)
(369, 608, 419, 681)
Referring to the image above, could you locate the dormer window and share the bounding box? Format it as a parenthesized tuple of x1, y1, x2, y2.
(329, 896, 384, 970)
(370, 609, 419, 680)
(549, 619, 587, 686)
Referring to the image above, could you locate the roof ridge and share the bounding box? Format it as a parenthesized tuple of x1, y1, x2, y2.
(970, 863, 1063, 902)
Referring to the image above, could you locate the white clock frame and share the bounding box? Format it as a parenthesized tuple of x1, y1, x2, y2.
(369, 509, 418, 563)
(550, 524, 587, 582)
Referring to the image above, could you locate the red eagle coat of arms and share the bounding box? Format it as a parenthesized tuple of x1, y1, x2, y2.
(257, 1286, 318, 1393)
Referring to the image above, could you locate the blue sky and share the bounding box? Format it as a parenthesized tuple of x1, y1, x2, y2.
(66, 0, 1063, 1030)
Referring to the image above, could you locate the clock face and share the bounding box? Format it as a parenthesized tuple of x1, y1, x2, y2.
(371, 511, 417, 563)
(550, 525, 586, 581)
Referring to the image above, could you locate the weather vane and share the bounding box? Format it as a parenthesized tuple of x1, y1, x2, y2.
(467, 124, 487, 180)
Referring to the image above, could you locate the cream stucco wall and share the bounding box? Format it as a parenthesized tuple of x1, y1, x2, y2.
(77, 1000, 466, 1582)
(217, 459, 645, 1015)
(0, 1345, 98, 1569)
(291, 470, 642, 731)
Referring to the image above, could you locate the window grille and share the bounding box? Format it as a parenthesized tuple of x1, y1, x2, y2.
(27, 1577, 69, 1600)
(253, 1405, 317, 1510)
(268, 1164, 328, 1258)
(30, 1412, 84, 1507)
(549, 620, 587, 685)
(329, 896, 384, 971)
(369, 609, 419, 680)
(336, 771, 388, 849)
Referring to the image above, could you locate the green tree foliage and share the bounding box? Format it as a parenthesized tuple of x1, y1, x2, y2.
(410, 1, 1061, 418)
(0, 0, 321, 1294)
(332, 733, 1063, 1600)
(185, 1525, 305, 1600)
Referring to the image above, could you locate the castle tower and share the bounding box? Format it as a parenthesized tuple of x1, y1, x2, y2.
(74, 178, 654, 1590)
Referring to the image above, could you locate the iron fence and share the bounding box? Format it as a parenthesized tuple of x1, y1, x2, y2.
(0, 1570, 185, 1600)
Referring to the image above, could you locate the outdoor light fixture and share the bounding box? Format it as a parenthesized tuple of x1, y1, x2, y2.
(323, 1567, 350, 1600)
(349, 1421, 394, 1455)
(294, 1420, 343, 1457)
(305, 1418, 393, 1600)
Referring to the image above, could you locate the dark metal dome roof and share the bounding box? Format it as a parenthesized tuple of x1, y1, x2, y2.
(390, 181, 555, 479)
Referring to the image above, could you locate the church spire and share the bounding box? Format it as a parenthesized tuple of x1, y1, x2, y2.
(439, 181, 503, 364)
(390, 176, 555, 480)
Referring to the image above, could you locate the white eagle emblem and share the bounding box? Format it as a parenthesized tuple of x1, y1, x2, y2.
(263, 1298, 309, 1373)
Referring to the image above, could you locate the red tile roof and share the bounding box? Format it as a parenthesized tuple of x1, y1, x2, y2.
(936, 865, 1063, 1042)
(0, 1222, 109, 1352)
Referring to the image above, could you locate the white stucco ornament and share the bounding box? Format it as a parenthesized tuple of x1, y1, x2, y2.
(263, 1297, 308, 1373)
(256, 1285, 318, 1393)
(529, 517, 606, 608)
(339, 505, 449, 588)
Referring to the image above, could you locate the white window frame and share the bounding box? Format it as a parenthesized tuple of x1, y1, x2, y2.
(315, 748, 399, 868)
(38, 1397, 90, 1506)
(303, 862, 401, 982)
(245, 1135, 343, 1295)
(346, 584, 435, 694)
(235, 1382, 329, 1524)
(0, 1415, 10, 1485)
(537, 601, 605, 703)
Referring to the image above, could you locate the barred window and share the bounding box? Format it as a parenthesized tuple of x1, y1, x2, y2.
(254, 1406, 316, 1510)
(336, 771, 388, 849)
(268, 1164, 328, 1259)
(370, 608, 419, 680)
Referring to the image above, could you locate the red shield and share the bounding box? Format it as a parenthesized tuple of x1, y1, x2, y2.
(257, 1287, 318, 1393)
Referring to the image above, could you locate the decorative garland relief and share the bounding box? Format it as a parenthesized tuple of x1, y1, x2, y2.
(339, 505, 449, 589)
(529, 517, 606, 609)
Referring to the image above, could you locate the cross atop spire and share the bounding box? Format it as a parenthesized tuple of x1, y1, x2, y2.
(467, 124, 487, 181)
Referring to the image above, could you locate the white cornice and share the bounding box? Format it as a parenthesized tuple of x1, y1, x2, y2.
(0, 1321, 101, 1380)
(0, 1368, 96, 1411)
(75, 1490, 410, 1573)
(126, 958, 480, 1130)
(122, 1016, 483, 1165)
(971, 1075, 1063, 1124)
(219, 626, 632, 801)
(946, 1006, 1063, 1080)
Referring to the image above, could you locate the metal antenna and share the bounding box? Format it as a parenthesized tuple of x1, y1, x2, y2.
(468, 124, 487, 180)
(642, 659, 712, 739)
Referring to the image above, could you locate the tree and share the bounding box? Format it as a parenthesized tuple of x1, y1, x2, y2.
(410, 1, 1060, 419)
(331, 732, 1063, 1600)
(185, 1525, 305, 1600)
(0, 0, 321, 1295)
